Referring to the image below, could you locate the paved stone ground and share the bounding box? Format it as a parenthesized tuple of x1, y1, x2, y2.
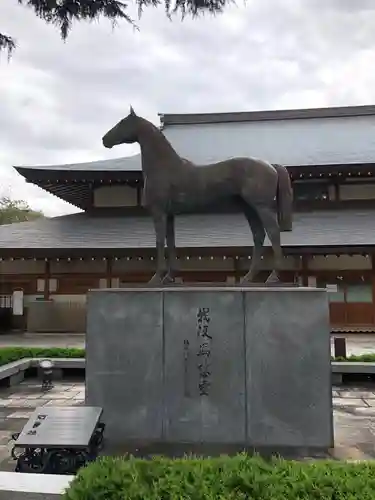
(0, 379, 84, 471)
(0, 332, 374, 357)
(0, 334, 84, 349)
(333, 386, 375, 461)
(0, 379, 372, 469)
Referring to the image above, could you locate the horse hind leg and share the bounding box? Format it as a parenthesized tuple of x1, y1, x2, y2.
(253, 205, 284, 284)
(149, 211, 168, 285)
(164, 214, 178, 284)
(240, 204, 266, 284)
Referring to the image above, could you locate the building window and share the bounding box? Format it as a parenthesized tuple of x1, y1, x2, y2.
(346, 284, 373, 303)
(327, 284, 345, 303)
(36, 279, 45, 292)
(111, 277, 120, 288)
(99, 278, 108, 289)
(340, 183, 375, 201)
(293, 181, 330, 201)
(317, 278, 372, 304)
(49, 279, 58, 292)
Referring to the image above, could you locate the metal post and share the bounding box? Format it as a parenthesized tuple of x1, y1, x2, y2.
(333, 336, 347, 359)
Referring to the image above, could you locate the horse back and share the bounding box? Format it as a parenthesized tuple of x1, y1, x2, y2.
(196, 156, 277, 184)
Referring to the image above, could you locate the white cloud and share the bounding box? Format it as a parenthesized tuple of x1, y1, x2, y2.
(1, 0, 375, 216)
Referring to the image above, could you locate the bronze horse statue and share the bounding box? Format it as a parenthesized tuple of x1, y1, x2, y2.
(102, 107, 293, 285)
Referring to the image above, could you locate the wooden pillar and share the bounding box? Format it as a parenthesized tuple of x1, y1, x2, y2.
(44, 259, 51, 300)
(136, 186, 142, 206)
(301, 255, 309, 286)
(371, 254, 375, 324)
(334, 182, 340, 201)
(233, 256, 240, 283)
(333, 337, 347, 359)
(88, 182, 95, 209)
(106, 258, 113, 288)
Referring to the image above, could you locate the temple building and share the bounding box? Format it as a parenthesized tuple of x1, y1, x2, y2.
(1, 103, 375, 333)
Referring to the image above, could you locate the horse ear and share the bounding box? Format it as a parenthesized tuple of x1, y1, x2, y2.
(130, 105, 136, 116)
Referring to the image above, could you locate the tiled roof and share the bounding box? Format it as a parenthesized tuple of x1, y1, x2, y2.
(0, 209, 373, 252)
(14, 154, 142, 173)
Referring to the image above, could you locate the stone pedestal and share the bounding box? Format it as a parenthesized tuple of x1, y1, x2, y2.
(86, 287, 333, 454)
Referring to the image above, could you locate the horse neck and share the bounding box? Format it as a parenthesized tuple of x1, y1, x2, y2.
(137, 118, 181, 176)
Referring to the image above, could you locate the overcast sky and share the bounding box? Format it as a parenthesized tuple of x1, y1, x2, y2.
(1, 0, 375, 216)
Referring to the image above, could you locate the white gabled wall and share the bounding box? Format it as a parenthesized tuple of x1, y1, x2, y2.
(340, 183, 375, 200)
(308, 255, 371, 271)
(163, 115, 375, 166)
(0, 260, 45, 274)
(93, 185, 138, 207)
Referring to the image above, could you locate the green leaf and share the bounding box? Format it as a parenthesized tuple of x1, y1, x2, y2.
(3, 0, 234, 58)
(62, 455, 375, 500)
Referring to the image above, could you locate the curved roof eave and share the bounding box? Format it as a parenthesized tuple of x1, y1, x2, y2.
(14, 154, 142, 175)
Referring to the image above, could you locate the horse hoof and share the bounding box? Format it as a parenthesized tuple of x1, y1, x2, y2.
(148, 274, 164, 286)
(265, 271, 281, 286)
(239, 274, 255, 285)
(162, 274, 175, 285)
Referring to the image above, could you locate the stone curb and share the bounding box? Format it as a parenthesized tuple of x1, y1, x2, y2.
(331, 361, 375, 384)
(0, 358, 372, 386)
(331, 361, 375, 373)
(0, 470, 73, 497)
(0, 358, 85, 386)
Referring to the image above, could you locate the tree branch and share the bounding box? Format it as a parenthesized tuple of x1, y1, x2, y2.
(2, 0, 233, 59)
(18, 0, 139, 39)
(0, 33, 16, 60)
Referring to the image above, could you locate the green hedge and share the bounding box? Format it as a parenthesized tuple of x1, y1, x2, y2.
(0, 347, 85, 367)
(333, 353, 375, 362)
(0, 346, 374, 366)
(64, 454, 375, 500)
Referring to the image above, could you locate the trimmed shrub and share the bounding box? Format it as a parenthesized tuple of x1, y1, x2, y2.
(333, 353, 375, 362)
(64, 454, 375, 500)
(0, 346, 85, 366)
(0, 346, 374, 366)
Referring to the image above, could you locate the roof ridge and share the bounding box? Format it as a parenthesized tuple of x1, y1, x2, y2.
(13, 154, 141, 171)
(160, 104, 375, 126)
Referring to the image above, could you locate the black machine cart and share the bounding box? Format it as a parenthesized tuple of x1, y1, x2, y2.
(11, 406, 105, 475)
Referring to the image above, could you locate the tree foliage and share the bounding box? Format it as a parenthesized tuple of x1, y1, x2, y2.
(1, 0, 229, 58)
(0, 33, 16, 60)
(65, 454, 375, 500)
(0, 196, 44, 225)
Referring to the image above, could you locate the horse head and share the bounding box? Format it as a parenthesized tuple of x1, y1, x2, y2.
(102, 106, 139, 148)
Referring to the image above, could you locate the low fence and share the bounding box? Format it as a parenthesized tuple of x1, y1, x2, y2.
(26, 300, 86, 333)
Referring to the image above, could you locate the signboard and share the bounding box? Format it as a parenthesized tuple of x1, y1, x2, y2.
(12, 289, 24, 316)
(307, 276, 317, 287)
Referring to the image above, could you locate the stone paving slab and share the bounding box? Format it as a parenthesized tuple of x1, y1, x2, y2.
(333, 397, 368, 407)
(0, 379, 85, 472)
(363, 399, 375, 407)
(339, 390, 375, 399)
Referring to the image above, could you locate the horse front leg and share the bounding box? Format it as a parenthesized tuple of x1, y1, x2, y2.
(149, 212, 167, 286)
(238, 203, 265, 284)
(240, 214, 265, 284)
(164, 214, 178, 284)
(255, 206, 284, 285)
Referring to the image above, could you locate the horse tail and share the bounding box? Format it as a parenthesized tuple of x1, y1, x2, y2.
(273, 163, 293, 232)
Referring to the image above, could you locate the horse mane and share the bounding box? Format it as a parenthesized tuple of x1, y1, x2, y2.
(137, 116, 181, 163)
